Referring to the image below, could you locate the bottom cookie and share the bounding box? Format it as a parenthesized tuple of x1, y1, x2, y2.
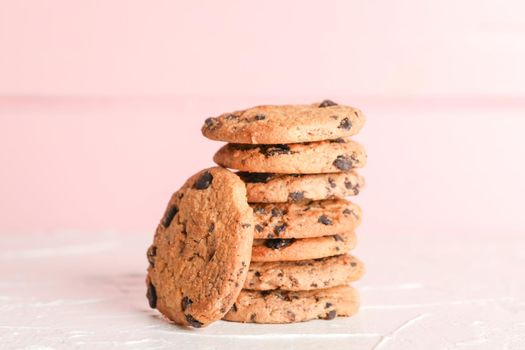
(223, 285, 359, 324)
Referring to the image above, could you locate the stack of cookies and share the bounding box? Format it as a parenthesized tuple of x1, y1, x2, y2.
(145, 100, 366, 327)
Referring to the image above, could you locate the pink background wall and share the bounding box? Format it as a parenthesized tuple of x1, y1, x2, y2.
(1, 1, 524, 234)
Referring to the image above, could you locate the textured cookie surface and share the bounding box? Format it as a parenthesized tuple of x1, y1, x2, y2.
(202, 100, 366, 144)
(146, 167, 254, 328)
(244, 254, 365, 291)
(214, 139, 366, 174)
(239, 171, 365, 203)
(251, 231, 356, 262)
(223, 286, 359, 323)
(251, 199, 361, 239)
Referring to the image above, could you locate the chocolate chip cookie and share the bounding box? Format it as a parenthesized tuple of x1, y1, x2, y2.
(251, 199, 361, 239)
(244, 254, 364, 291)
(146, 167, 254, 328)
(202, 100, 366, 144)
(223, 285, 359, 323)
(239, 171, 365, 203)
(251, 231, 356, 262)
(213, 138, 366, 174)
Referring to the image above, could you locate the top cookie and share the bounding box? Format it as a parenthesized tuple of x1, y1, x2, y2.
(202, 100, 366, 144)
(146, 167, 254, 328)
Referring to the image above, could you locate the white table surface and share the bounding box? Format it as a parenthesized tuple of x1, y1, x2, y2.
(1, 229, 524, 350)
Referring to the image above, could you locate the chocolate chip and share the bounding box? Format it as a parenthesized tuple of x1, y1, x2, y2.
(319, 99, 338, 108)
(344, 180, 354, 189)
(264, 238, 295, 249)
(162, 205, 179, 228)
(350, 262, 357, 267)
(147, 245, 157, 267)
(185, 314, 203, 328)
(325, 302, 333, 308)
(328, 178, 337, 188)
(181, 296, 193, 311)
(237, 172, 273, 183)
(277, 272, 284, 277)
(204, 117, 220, 130)
(353, 187, 360, 195)
(208, 222, 215, 233)
(329, 138, 346, 143)
(324, 310, 337, 320)
(310, 283, 318, 288)
(338, 118, 352, 130)
(318, 215, 333, 225)
(333, 155, 353, 171)
(146, 282, 157, 308)
(343, 208, 352, 216)
(288, 191, 305, 202)
(194, 171, 213, 190)
(271, 208, 283, 217)
(225, 114, 239, 120)
(250, 313, 257, 322)
(230, 303, 238, 312)
(255, 224, 264, 232)
(254, 271, 261, 277)
(254, 114, 266, 121)
(259, 144, 291, 157)
(253, 207, 267, 215)
(241, 223, 252, 229)
(273, 224, 287, 236)
(260, 290, 271, 297)
(333, 234, 344, 242)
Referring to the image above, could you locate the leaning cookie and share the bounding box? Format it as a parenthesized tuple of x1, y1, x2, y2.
(244, 254, 365, 291)
(223, 285, 360, 323)
(146, 167, 254, 328)
(251, 199, 361, 239)
(214, 139, 366, 174)
(239, 171, 365, 203)
(251, 232, 356, 262)
(202, 100, 365, 144)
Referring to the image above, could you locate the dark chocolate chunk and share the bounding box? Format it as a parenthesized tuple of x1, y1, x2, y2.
(181, 296, 193, 311)
(288, 191, 305, 202)
(259, 144, 291, 157)
(343, 208, 352, 216)
(254, 271, 261, 277)
(146, 282, 157, 309)
(237, 172, 273, 183)
(338, 118, 352, 130)
(250, 313, 257, 322)
(255, 224, 264, 233)
(344, 180, 354, 189)
(333, 234, 344, 242)
(311, 283, 318, 288)
(204, 117, 219, 129)
(324, 310, 337, 320)
(194, 171, 213, 190)
(260, 290, 272, 297)
(353, 187, 360, 195)
(271, 208, 283, 217)
(273, 224, 287, 236)
(350, 262, 357, 267)
(147, 245, 157, 267)
(318, 215, 333, 225)
(333, 155, 353, 171)
(162, 205, 179, 228)
(230, 303, 238, 312)
(264, 238, 295, 249)
(319, 99, 338, 108)
(254, 114, 266, 121)
(185, 314, 203, 328)
(325, 302, 333, 308)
